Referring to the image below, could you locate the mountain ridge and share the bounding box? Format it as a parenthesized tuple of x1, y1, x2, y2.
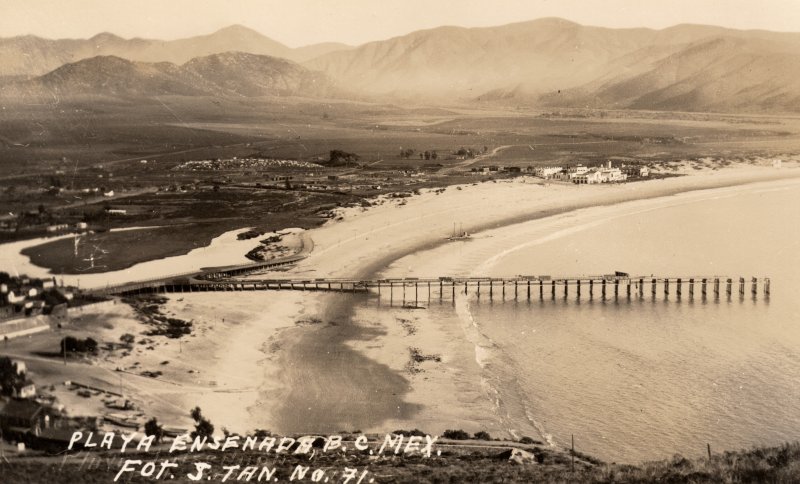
(3, 18, 800, 113)
(0, 51, 342, 101)
(305, 17, 800, 113)
(0, 25, 353, 77)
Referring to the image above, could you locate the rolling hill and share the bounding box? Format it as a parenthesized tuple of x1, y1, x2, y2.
(0, 52, 341, 101)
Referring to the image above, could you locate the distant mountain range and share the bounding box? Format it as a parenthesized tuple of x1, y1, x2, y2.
(0, 25, 351, 77)
(307, 18, 800, 112)
(3, 19, 800, 113)
(0, 52, 339, 100)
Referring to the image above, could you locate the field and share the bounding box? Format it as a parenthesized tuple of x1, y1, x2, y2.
(2, 95, 799, 273)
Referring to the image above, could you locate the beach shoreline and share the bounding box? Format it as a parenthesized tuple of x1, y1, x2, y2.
(3, 164, 800, 445)
(266, 164, 800, 440)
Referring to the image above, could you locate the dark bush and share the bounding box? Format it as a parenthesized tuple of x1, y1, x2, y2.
(393, 429, 427, 437)
(442, 429, 470, 440)
(60, 336, 98, 354)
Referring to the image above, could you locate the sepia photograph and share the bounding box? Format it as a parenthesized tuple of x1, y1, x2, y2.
(0, 1, 799, 482)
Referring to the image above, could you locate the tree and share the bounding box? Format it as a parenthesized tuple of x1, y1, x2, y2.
(144, 417, 164, 444)
(120, 333, 136, 347)
(0, 357, 25, 397)
(60, 336, 98, 354)
(190, 406, 214, 439)
(84, 337, 98, 354)
(328, 150, 360, 166)
(399, 148, 415, 159)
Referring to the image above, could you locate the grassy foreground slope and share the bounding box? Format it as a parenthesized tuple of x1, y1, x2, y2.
(2, 441, 799, 483)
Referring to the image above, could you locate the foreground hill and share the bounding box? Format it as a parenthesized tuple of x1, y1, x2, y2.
(0, 52, 341, 101)
(0, 25, 351, 77)
(307, 18, 800, 113)
(2, 439, 799, 483)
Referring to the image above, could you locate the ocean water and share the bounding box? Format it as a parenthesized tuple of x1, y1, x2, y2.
(376, 180, 800, 464)
(474, 183, 800, 463)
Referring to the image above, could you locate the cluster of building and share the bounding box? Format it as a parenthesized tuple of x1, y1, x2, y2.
(469, 165, 524, 174)
(534, 162, 649, 184)
(0, 274, 75, 320)
(0, 362, 96, 452)
(174, 157, 323, 171)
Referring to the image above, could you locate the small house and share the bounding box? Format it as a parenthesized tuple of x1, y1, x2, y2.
(0, 399, 49, 436)
(13, 381, 36, 399)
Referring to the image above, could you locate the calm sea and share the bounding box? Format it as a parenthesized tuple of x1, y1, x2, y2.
(375, 181, 800, 464)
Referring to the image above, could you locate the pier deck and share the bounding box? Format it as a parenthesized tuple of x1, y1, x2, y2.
(96, 274, 771, 302)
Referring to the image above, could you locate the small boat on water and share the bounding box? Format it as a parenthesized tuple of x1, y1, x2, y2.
(447, 222, 472, 241)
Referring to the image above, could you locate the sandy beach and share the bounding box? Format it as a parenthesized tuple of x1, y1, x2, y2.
(4, 162, 800, 439)
(258, 162, 800, 438)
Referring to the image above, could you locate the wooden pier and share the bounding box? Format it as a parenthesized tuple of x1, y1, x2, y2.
(98, 274, 771, 303)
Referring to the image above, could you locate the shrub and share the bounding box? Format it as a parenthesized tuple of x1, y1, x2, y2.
(60, 336, 98, 354)
(190, 407, 214, 439)
(473, 431, 491, 441)
(442, 429, 470, 440)
(144, 417, 164, 444)
(393, 429, 427, 437)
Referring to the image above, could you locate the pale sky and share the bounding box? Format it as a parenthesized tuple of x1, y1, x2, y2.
(2, 0, 799, 46)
